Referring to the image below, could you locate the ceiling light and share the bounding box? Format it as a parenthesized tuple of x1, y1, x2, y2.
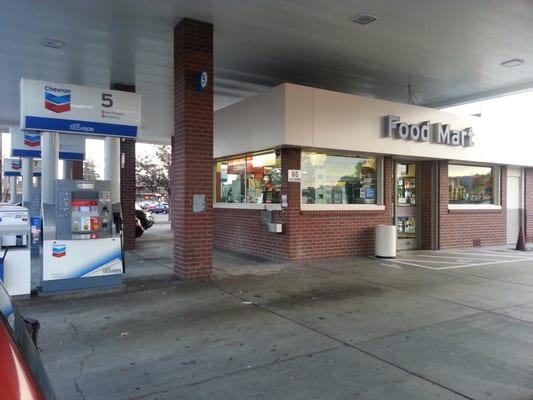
(500, 58, 524, 68)
(42, 38, 65, 49)
(351, 12, 377, 25)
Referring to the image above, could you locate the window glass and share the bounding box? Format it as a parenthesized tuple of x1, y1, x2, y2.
(216, 158, 246, 203)
(215, 151, 281, 204)
(448, 164, 494, 204)
(246, 152, 281, 204)
(301, 152, 378, 205)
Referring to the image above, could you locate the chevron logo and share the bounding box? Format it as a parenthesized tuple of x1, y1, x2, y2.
(11, 160, 21, 170)
(44, 85, 71, 113)
(52, 244, 67, 258)
(24, 133, 41, 147)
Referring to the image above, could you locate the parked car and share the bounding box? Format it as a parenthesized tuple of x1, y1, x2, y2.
(152, 203, 169, 214)
(144, 202, 169, 214)
(135, 208, 154, 238)
(140, 200, 157, 209)
(0, 280, 57, 399)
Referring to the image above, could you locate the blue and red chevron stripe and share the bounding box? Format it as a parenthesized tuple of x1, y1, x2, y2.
(11, 160, 21, 170)
(52, 244, 67, 258)
(24, 133, 40, 147)
(44, 91, 71, 113)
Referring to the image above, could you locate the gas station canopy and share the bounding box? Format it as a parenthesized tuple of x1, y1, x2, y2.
(1, 0, 533, 143)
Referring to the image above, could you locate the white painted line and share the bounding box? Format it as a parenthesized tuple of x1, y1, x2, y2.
(379, 263, 403, 269)
(439, 251, 533, 260)
(391, 260, 438, 270)
(416, 254, 485, 262)
(436, 258, 532, 270)
(484, 249, 533, 257)
(394, 258, 468, 265)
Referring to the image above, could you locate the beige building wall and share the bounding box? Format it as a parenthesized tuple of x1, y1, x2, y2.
(215, 83, 533, 167)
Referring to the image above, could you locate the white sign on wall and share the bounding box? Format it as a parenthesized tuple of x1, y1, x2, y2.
(20, 79, 141, 138)
(2, 158, 41, 177)
(10, 127, 85, 160)
(288, 169, 302, 182)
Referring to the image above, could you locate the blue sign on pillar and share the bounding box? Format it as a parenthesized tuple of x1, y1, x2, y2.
(196, 71, 208, 92)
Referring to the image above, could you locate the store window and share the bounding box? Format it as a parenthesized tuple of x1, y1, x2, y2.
(301, 152, 379, 205)
(448, 164, 496, 204)
(215, 151, 281, 204)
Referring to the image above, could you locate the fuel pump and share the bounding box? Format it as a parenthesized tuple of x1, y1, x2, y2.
(0, 205, 31, 297)
(40, 180, 123, 292)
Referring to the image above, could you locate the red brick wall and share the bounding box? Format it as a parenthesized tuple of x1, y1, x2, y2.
(111, 83, 137, 251)
(438, 161, 507, 249)
(525, 168, 533, 243)
(120, 138, 136, 251)
(286, 156, 393, 260)
(418, 160, 437, 250)
(214, 150, 394, 260)
(213, 148, 291, 259)
(72, 161, 83, 180)
(172, 19, 213, 279)
(214, 152, 510, 260)
(214, 209, 288, 259)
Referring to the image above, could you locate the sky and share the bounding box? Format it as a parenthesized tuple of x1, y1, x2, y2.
(82, 140, 158, 177)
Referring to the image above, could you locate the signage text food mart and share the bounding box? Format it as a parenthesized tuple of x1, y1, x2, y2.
(384, 115, 475, 147)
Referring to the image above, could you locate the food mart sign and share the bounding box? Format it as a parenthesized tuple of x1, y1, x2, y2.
(384, 115, 475, 147)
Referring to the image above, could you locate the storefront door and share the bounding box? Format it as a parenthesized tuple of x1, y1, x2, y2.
(395, 162, 420, 250)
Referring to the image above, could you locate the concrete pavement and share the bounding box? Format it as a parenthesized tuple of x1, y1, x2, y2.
(17, 229, 533, 399)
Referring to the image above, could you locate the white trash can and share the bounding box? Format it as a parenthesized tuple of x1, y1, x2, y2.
(375, 225, 397, 258)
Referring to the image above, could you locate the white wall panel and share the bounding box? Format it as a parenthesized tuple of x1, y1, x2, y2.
(214, 85, 285, 158)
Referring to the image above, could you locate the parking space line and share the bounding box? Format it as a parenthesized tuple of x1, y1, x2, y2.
(379, 263, 403, 269)
(438, 251, 533, 259)
(376, 251, 533, 271)
(437, 258, 532, 270)
(391, 260, 439, 269)
(415, 254, 489, 262)
(394, 258, 469, 265)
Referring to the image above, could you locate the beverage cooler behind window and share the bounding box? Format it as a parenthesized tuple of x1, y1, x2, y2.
(41, 180, 123, 292)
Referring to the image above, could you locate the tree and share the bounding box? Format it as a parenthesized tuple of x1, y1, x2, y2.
(136, 145, 171, 198)
(83, 159, 100, 180)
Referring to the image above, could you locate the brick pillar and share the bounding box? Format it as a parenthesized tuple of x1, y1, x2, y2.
(525, 168, 533, 243)
(120, 138, 136, 250)
(418, 160, 438, 250)
(72, 160, 83, 180)
(111, 83, 137, 251)
(172, 19, 213, 279)
(282, 148, 301, 260)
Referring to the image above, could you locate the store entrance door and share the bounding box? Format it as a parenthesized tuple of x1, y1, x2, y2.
(395, 162, 420, 250)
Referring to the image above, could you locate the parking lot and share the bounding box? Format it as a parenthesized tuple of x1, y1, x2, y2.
(18, 244, 533, 399)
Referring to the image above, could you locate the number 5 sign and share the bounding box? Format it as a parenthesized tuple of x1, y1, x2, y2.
(20, 78, 142, 138)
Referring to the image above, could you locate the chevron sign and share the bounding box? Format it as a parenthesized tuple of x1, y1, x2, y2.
(23, 133, 40, 147)
(44, 85, 71, 113)
(11, 160, 21, 170)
